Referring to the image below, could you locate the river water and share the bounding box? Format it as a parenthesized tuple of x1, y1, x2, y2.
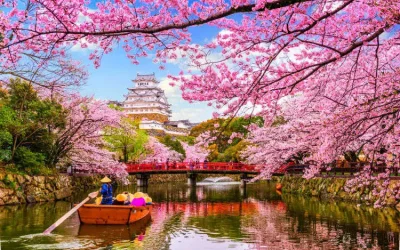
(0, 182, 399, 249)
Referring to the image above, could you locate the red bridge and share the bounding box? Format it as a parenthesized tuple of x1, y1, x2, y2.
(126, 162, 264, 187)
(126, 162, 260, 174)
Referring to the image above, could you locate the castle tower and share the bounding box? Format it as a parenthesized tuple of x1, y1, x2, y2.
(123, 73, 171, 123)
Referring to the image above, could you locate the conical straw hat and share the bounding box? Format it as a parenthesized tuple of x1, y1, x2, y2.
(100, 176, 112, 183)
(133, 192, 144, 198)
(116, 194, 127, 202)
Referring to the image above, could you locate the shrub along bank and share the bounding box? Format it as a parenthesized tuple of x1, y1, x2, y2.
(278, 175, 400, 208)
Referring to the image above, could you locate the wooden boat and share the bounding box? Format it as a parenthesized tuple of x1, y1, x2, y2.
(78, 214, 151, 244)
(77, 204, 152, 225)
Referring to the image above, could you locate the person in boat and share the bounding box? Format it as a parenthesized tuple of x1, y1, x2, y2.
(99, 176, 113, 205)
(112, 194, 127, 205)
(122, 191, 133, 204)
(131, 197, 146, 207)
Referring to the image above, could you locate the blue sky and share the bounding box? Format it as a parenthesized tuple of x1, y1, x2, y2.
(70, 25, 221, 123)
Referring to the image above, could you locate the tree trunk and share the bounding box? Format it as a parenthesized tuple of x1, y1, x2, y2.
(123, 146, 128, 163)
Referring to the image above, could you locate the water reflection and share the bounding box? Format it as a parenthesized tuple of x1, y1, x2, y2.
(0, 182, 399, 249)
(78, 215, 150, 245)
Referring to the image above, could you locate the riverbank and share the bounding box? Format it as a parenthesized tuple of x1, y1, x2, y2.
(278, 175, 400, 209)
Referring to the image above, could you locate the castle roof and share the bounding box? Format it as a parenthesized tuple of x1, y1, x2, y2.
(132, 73, 159, 83)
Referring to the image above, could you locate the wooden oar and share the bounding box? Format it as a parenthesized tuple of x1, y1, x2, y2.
(43, 191, 99, 235)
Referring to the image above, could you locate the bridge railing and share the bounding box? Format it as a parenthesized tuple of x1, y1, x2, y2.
(126, 162, 259, 173)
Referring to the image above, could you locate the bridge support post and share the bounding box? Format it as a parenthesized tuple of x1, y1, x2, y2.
(240, 185, 247, 198)
(136, 174, 150, 187)
(240, 173, 248, 187)
(187, 173, 197, 186)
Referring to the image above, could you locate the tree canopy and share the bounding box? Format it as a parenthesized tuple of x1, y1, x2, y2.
(103, 118, 149, 163)
(0, 79, 66, 174)
(191, 117, 262, 162)
(1, 0, 400, 204)
(0, 79, 128, 179)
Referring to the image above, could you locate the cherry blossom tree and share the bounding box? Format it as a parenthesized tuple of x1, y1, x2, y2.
(143, 137, 182, 162)
(103, 118, 149, 163)
(0, 53, 87, 91)
(47, 92, 128, 180)
(181, 142, 209, 162)
(242, 94, 400, 206)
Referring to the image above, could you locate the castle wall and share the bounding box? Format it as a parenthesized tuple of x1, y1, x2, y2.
(127, 113, 169, 123)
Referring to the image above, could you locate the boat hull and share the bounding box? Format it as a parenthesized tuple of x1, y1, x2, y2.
(77, 204, 152, 225)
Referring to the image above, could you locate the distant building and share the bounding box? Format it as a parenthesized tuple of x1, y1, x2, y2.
(107, 100, 123, 107)
(123, 73, 171, 122)
(121, 73, 196, 136)
(164, 120, 198, 129)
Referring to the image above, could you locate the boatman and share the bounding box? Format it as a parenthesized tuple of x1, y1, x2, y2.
(99, 176, 113, 205)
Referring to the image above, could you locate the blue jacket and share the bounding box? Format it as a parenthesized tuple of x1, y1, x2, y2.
(100, 183, 113, 205)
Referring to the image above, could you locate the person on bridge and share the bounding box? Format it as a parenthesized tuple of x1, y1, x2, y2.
(99, 176, 113, 205)
(156, 159, 161, 170)
(172, 160, 177, 169)
(189, 159, 194, 170)
(166, 158, 170, 170)
(203, 159, 208, 169)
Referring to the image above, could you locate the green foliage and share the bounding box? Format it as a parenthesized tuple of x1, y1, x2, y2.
(3, 175, 16, 190)
(103, 118, 149, 162)
(190, 118, 224, 138)
(176, 135, 196, 145)
(215, 141, 250, 162)
(190, 117, 263, 162)
(0, 107, 13, 162)
(0, 79, 67, 173)
(14, 147, 45, 172)
(159, 135, 186, 159)
(108, 103, 124, 111)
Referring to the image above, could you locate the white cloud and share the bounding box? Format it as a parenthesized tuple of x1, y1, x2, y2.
(76, 10, 95, 25)
(158, 76, 181, 100)
(322, 1, 342, 12)
(171, 107, 212, 122)
(71, 38, 100, 52)
(211, 29, 234, 44)
(158, 76, 214, 122)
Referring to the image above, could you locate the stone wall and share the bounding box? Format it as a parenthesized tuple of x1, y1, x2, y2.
(0, 173, 72, 205)
(279, 175, 400, 207)
(71, 175, 102, 191)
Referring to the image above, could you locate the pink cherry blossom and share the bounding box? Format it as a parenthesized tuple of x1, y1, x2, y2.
(182, 142, 209, 162)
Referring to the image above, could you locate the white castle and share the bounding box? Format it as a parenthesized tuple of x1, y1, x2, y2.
(121, 73, 196, 135)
